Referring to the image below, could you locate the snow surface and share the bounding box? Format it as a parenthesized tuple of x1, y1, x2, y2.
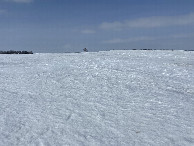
(0, 50, 194, 146)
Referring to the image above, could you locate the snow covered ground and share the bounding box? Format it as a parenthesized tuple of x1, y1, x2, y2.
(0, 50, 194, 146)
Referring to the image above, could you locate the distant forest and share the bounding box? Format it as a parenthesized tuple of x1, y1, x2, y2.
(131, 49, 194, 51)
(0, 50, 33, 54)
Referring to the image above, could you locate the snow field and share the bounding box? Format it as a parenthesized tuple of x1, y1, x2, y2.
(0, 50, 194, 146)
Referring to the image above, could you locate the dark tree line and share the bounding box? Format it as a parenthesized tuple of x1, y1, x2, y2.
(132, 49, 194, 51)
(0, 50, 33, 54)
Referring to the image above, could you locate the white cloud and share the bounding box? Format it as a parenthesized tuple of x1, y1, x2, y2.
(4, 0, 33, 3)
(170, 33, 194, 39)
(0, 9, 7, 15)
(81, 29, 96, 34)
(103, 33, 194, 44)
(100, 13, 194, 30)
(103, 36, 156, 44)
(0, 9, 6, 14)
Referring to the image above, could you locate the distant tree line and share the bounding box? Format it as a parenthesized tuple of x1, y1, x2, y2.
(0, 50, 33, 54)
(131, 49, 194, 51)
(132, 48, 174, 51)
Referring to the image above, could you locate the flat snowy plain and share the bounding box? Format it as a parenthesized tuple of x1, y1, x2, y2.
(0, 50, 194, 146)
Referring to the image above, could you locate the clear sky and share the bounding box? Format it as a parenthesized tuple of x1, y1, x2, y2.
(0, 0, 194, 52)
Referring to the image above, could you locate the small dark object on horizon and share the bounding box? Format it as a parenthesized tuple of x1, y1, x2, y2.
(184, 50, 194, 51)
(83, 48, 88, 52)
(0, 50, 33, 54)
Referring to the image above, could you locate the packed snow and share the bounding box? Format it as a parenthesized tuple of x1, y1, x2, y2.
(0, 50, 194, 146)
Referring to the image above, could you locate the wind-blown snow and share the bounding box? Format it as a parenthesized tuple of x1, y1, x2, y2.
(0, 50, 194, 146)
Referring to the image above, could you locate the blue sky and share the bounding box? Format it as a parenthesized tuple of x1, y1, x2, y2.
(0, 0, 194, 52)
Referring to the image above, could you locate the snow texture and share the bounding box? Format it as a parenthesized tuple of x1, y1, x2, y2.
(0, 50, 194, 146)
